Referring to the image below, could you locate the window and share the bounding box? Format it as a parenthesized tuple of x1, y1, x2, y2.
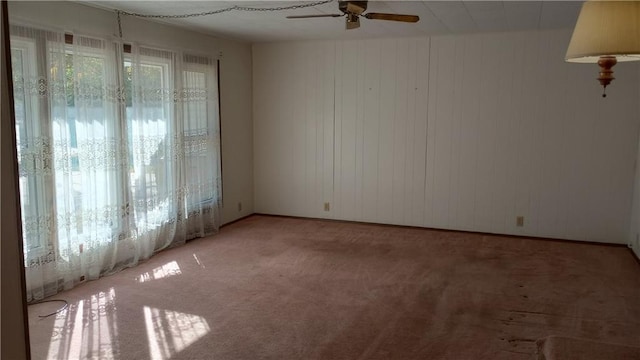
(124, 53, 175, 228)
(11, 37, 46, 254)
(181, 56, 220, 215)
(10, 24, 221, 301)
(56, 44, 123, 255)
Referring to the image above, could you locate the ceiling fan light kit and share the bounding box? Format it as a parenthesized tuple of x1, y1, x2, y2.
(346, 14, 360, 30)
(286, 0, 419, 30)
(565, 0, 640, 97)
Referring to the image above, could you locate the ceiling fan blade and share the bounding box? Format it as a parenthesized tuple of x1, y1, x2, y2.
(286, 14, 343, 19)
(364, 13, 420, 23)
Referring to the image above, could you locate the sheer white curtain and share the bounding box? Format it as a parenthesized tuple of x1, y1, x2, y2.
(179, 53, 222, 239)
(10, 24, 221, 302)
(11, 25, 67, 301)
(56, 34, 133, 281)
(127, 45, 221, 260)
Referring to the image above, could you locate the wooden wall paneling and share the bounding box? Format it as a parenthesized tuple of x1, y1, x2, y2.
(410, 38, 429, 227)
(252, 30, 640, 244)
(254, 44, 295, 214)
(313, 42, 326, 218)
(333, 41, 344, 219)
(513, 31, 545, 237)
(472, 33, 502, 234)
(502, 32, 528, 235)
(310, 42, 322, 217)
(392, 38, 410, 225)
(321, 41, 335, 219)
(362, 39, 382, 222)
(585, 87, 619, 241)
(615, 65, 640, 242)
(354, 40, 367, 222)
(304, 43, 319, 217)
(430, 36, 457, 229)
(487, 32, 518, 234)
(561, 59, 600, 241)
(423, 37, 438, 227)
(336, 40, 357, 220)
(252, 44, 267, 213)
(535, 32, 571, 239)
(280, 43, 297, 215)
(612, 64, 640, 242)
(629, 65, 640, 254)
(291, 43, 309, 216)
(445, 36, 467, 230)
(453, 36, 483, 232)
(401, 38, 418, 226)
(592, 62, 640, 242)
(377, 39, 398, 224)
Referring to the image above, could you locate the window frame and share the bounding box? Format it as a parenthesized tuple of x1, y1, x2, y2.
(10, 36, 47, 255)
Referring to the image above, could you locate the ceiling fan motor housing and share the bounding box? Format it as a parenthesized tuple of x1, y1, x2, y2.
(339, 1, 368, 14)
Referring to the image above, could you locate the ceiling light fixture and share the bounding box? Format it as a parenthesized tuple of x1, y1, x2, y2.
(565, 0, 640, 97)
(346, 13, 360, 30)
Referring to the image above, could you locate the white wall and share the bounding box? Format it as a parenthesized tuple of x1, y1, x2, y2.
(630, 146, 640, 258)
(628, 74, 640, 258)
(254, 29, 640, 244)
(7, 0, 254, 225)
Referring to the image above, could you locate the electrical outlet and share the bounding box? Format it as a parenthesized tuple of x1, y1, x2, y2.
(238, 202, 242, 212)
(324, 202, 330, 211)
(516, 216, 524, 227)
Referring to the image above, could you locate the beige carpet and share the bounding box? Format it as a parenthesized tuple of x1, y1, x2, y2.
(27, 215, 640, 359)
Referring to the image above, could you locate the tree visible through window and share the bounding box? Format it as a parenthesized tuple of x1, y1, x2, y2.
(10, 25, 221, 301)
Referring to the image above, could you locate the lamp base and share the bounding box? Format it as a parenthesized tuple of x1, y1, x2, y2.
(597, 56, 617, 97)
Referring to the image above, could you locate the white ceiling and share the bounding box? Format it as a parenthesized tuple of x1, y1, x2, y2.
(85, 1, 583, 43)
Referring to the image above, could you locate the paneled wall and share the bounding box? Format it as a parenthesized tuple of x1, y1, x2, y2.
(253, 29, 640, 244)
(254, 42, 335, 219)
(628, 84, 640, 257)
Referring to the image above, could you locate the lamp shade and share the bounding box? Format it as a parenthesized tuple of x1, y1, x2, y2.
(565, 0, 640, 63)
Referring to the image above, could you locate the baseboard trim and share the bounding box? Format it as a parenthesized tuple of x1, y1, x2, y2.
(251, 212, 631, 249)
(630, 247, 640, 266)
(221, 214, 255, 228)
(237, 213, 639, 266)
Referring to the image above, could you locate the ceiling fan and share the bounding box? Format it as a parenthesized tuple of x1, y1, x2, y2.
(286, 1, 420, 30)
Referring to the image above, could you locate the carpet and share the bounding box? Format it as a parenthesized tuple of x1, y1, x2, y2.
(27, 215, 640, 359)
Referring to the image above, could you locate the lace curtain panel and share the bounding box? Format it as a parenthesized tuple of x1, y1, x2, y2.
(10, 24, 222, 302)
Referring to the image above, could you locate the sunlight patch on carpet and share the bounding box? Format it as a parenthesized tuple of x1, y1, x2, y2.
(144, 306, 211, 359)
(136, 260, 182, 283)
(193, 253, 205, 268)
(45, 288, 119, 359)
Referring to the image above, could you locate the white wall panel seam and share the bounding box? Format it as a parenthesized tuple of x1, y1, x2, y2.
(471, 35, 483, 231)
(423, 37, 433, 227)
(376, 42, 383, 222)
